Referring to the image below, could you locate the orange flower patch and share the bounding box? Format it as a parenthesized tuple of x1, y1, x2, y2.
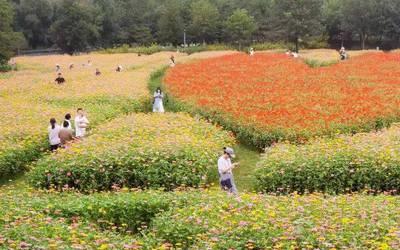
(165, 52, 400, 145)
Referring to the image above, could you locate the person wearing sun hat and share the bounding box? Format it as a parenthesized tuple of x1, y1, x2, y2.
(218, 147, 239, 194)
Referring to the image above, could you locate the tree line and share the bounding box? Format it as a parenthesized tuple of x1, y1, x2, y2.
(1, 0, 400, 59)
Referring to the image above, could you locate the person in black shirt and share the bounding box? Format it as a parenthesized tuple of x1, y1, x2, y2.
(55, 73, 65, 84)
(95, 68, 101, 76)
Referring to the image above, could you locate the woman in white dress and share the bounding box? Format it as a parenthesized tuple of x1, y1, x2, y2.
(74, 108, 89, 138)
(153, 87, 165, 113)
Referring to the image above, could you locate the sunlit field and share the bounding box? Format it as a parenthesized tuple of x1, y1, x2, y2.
(2, 50, 400, 249)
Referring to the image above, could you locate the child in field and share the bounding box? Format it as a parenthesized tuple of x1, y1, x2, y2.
(74, 108, 89, 138)
(153, 87, 165, 113)
(95, 68, 101, 76)
(48, 118, 61, 151)
(116, 65, 123, 72)
(56, 64, 61, 72)
(218, 147, 239, 194)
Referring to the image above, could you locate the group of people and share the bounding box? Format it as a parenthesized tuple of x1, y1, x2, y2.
(54, 60, 126, 84)
(48, 108, 90, 151)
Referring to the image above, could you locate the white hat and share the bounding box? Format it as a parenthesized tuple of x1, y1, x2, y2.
(224, 147, 236, 158)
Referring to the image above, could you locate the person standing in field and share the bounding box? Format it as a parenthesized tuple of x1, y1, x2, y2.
(74, 108, 89, 138)
(95, 68, 101, 76)
(153, 87, 165, 113)
(48, 118, 61, 152)
(339, 46, 348, 60)
(59, 121, 75, 148)
(218, 147, 239, 194)
(169, 55, 175, 67)
(249, 48, 255, 56)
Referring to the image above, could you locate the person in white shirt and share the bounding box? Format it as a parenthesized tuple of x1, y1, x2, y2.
(48, 118, 61, 151)
(249, 48, 255, 56)
(153, 87, 165, 113)
(74, 108, 89, 138)
(218, 147, 239, 194)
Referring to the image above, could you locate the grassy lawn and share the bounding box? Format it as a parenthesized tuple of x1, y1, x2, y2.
(232, 144, 261, 192)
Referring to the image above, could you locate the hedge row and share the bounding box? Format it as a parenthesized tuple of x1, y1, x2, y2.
(28, 113, 234, 192)
(2, 186, 400, 249)
(255, 125, 400, 194)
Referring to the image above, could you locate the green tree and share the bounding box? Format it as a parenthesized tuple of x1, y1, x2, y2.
(224, 9, 256, 47)
(341, 0, 377, 50)
(50, 0, 101, 54)
(189, 0, 220, 43)
(273, 0, 323, 52)
(15, 0, 53, 49)
(0, 0, 25, 65)
(157, 0, 184, 45)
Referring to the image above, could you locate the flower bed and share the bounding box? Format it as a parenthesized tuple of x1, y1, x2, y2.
(164, 52, 400, 148)
(1, 186, 399, 249)
(29, 113, 234, 191)
(255, 125, 400, 194)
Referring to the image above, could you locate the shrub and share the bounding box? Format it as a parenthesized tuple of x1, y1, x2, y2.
(250, 42, 288, 51)
(0, 63, 12, 72)
(255, 125, 400, 194)
(1, 186, 400, 249)
(28, 113, 234, 192)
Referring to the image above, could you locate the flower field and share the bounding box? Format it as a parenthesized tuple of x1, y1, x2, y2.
(3, 50, 400, 248)
(0, 52, 236, 178)
(1, 184, 400, 249)
(255, 123, 400, 194)
(29, 113, 234, 191)
(164, 52, 400, 148)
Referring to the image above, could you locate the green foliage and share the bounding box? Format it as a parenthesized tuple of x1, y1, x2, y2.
(45, 192, 173, 233)
(3, 185, 400, 249)
(303, 58, 338, 68)
(224, 9, 257, 45)
(0, 0, 25, 65)
(50, 0, 101, 54)
(157, 0, 184, 45)
(255, 125, 400, 194)
(14, 0, 53, 49)
(273, 0, 324, 52)
(189, 0, 220, 42)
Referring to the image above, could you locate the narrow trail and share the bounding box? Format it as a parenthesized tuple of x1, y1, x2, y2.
(232, 144, 261, 192)
(153, 62, 262, 193)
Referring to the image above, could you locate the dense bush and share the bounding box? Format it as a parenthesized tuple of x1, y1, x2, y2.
(29, 113, 234, 192)
(0, 63, 12, 72)
(255, 125, 400, 194)
(2, 185, 400, 249)
(44, 191, 174, 233)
